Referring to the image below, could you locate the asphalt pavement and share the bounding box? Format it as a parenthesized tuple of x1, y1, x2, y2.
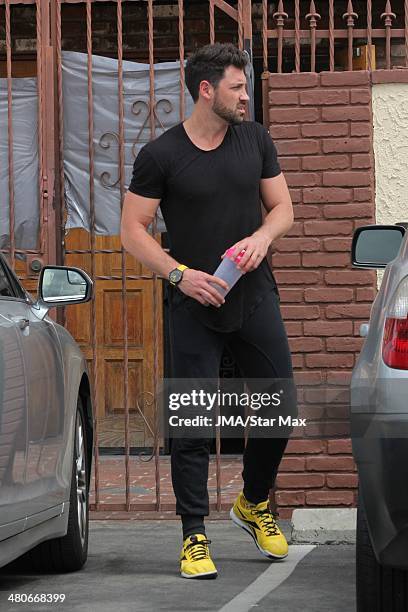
(0, 520, 356, 612)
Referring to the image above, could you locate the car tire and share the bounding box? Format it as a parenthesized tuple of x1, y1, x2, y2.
(17, 397, 90, 573)
(357, 492, 408, 611)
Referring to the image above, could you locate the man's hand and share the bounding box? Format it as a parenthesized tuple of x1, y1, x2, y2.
(179, 269, 229, 307)
(224, 230, 271, 273)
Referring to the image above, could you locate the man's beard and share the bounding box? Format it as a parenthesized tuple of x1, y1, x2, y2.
(212, 94, 244, 125)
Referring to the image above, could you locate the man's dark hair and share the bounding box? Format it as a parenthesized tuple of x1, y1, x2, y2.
(185, 43, 248, 102)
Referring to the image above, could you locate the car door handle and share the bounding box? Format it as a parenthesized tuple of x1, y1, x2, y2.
(10, 317, 30, 330)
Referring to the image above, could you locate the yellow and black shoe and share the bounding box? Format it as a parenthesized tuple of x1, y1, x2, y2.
(180, 534, 218, 579)
(230, 492, 289, 559)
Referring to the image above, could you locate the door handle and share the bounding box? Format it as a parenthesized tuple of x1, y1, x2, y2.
(11, 317, 30, 330)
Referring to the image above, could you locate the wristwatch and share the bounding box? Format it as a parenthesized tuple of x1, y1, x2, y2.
(168, 265, 189, 286)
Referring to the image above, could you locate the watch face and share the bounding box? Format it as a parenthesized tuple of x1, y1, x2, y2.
(169, 269, 183, 284)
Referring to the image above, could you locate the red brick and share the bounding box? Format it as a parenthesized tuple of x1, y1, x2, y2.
(279, 288, 305, 302)
(277, 508, 294, 519)
(293, 371, 323, 386)
(284, 321, 303, 336)
(274, 270, 321, 285)
(279, 457, 306, 472)
(323, 203, 373, 219)
(276, 139, 319, 156)
(280, 157, 302, 172)
(350, 89, 371, 104)
(268, 90, 299, 105)
(307, 455, 356, 471)
(322, 106, 371, 121)
(269, 108, 319, 123)
(304, 287, 353, 302)
(285, 223, 304, 237)
(306, 490, 354, 505)
(286, 172, 321, 188)
(306, 422, 351, 438)
(289, 337, 323, 352)
(301, 123, 348, 138)
(269, 73, 319, 88)
(323, 171, 371, 187)
(271, 253, 302, 267)
(286, 439, 326, 454)
(371, 70, 408, 84)
(269, 124, 301, 139)
(304, 387, 349, 404)
(300, 90, 349, 105)
(305, 353, 354, 368)
(354, 218, 375, 229)
(292, 354, 304, 368)
(276, 473, 325, 489)
(304, 320, 353, 336)
(325, 270, 376, 285)
(302, 252, 350, 267)
(351, 123, 371, 137)
(288, 189, 302, 203)
(281, 305, 320, 320)
(273, 237, 320, 252)
(323, 237, 352, 252)
(325, 304, 372, 319)
(294, 205, 322, 219)
(298, 405, 325, 419)
(356, 287, 377, 301)
(326, 371, 352, 385)
(320, 71, 370, 86)
(323, 138, 370, 153)
(303, 188, 352, 204)
(327, 439, 352, 454)
(302, 154, 349, 170)
(352, 154, 372, 169)
(327, 474, 359, 488)
(327, 337, 365, 351)
(275, 491, 305, 506)
(354, 187, 373, 202)
(304, 220, 353, 236)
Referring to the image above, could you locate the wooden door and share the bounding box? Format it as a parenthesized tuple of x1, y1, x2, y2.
(64, 229, 163, 450)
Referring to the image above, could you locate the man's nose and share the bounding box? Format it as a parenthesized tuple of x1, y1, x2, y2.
(241, 91, 250, 101)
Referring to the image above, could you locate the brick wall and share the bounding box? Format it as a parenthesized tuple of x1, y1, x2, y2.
(268, 71, 376, 518)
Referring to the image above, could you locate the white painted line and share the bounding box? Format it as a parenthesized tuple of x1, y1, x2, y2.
(217, 545, 316, 612)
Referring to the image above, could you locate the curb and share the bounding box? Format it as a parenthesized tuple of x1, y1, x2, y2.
(290, 508, 357, 544)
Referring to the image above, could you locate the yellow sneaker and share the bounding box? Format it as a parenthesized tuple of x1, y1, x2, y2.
(230, 492, 289, 559)
(180, 534, 218, 579)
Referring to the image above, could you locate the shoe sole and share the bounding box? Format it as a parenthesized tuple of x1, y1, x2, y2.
(230, 508, 288, 560)
(180, 570, 218, 579)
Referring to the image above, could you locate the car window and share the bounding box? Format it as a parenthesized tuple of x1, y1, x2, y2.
(0, 261, 16, 298)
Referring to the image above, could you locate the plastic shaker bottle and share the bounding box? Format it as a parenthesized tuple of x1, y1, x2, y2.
(210, 247, 246, 298)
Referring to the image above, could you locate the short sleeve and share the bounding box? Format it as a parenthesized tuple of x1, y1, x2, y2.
(261, 127, 281, 179)
(128, 147, 165, 199)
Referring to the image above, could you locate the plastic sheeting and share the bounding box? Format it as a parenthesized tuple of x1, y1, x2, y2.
(0, 52, 194, 250)
(0, 78, 39, 251)
(62, 51, 194, 235)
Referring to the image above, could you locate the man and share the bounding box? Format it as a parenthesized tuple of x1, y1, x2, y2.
(121, 43, 295, 579)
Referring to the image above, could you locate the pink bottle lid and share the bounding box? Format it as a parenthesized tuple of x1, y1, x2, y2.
(225, 248, 246, 263)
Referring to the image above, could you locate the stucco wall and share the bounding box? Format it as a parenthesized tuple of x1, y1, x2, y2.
(372, 83, 408, 226)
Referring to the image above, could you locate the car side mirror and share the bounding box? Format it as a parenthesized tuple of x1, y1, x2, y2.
(351, 225, 405, 269)
(38, 266, 93, 306)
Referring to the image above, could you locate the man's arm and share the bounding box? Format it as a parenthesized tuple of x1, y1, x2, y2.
(224, 172, 293, 273)
(120, 191, 228, 306)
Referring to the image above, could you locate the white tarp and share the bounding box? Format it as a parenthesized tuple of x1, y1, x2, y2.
(0, 52, 194, 249)
(0, 78, 39, 251)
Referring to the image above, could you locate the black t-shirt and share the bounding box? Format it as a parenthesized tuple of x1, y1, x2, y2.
(128, 120, 282, 332)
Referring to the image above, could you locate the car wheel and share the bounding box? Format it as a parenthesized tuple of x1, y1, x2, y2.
(357, 492, 408, 611)
(20, 397, 90, 573)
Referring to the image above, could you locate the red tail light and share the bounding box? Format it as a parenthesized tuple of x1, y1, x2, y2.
(382, 317, 408, 369)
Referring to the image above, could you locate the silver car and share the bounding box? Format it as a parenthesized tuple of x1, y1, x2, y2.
(0, 256, 93, 572)
(351, 223, 408, 611)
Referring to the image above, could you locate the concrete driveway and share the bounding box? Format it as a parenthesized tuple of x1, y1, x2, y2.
(0, 521, 356, 612)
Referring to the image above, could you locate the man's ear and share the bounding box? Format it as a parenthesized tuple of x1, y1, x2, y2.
(199, 79, 213, 100)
